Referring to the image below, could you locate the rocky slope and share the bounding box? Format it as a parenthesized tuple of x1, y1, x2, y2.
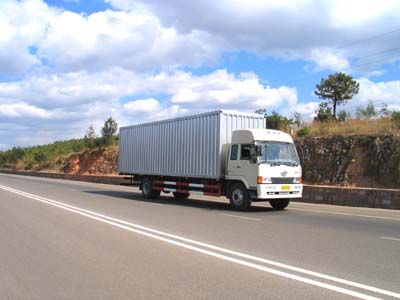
(295, 134, 400, 188)
(60, 148, 118, 175)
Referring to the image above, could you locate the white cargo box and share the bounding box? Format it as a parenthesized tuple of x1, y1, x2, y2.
(118, 110, 266, 179)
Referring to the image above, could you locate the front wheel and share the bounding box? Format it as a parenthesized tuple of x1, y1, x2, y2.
(229, 183, 251, 211)
(269, 199, 290, 210)
(141, 177, 160, 199)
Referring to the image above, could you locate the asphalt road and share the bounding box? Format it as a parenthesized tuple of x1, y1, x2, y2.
(1, 173, 400, 300)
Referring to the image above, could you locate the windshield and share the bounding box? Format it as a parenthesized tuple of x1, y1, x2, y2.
(257, 141, 300, 166)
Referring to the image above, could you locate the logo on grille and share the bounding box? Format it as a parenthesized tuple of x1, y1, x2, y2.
(281, 170, 288, 177)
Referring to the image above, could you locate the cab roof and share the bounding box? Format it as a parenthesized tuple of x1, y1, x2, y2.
(231, 129, 294, 144)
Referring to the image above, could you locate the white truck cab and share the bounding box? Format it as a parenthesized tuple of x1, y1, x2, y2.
(226, 129, 303, 210)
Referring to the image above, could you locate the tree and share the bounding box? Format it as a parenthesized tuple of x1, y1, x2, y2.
(265, 111, 293, 130)
(84, 124, 97, 150)
(356, 100, 377, 119)
(293, 111, 302, 128)
(315, 72, 359, 118)
(337, 110, 350, 122)
(255, 108, 267, 115)
(379, 103, 391, 117)
(101, 117, 118, 146)
(314, 102, 334, 122)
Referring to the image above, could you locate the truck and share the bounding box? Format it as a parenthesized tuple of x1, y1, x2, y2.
(118, 110, 303, 211)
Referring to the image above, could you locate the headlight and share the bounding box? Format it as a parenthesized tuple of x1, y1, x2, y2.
(257, 176, 272, 184)
(293, 177, 303, 184)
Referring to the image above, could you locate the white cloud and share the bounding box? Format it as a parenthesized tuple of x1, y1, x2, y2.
(0, 68, 299, 147)
(124, 98, 160, 114)
(0, 0, 220, 75)
(293, 101, 319, 120)
(109, 0, 400, 72)
(0, 102, 51, 119)
(309, 48, 350, 72)
(329, 0, 400, 27)
(351, 78, 400, 111)
(164, 70, 298, 111)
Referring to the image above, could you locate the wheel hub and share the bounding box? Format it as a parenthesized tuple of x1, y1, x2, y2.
(232, 189, 243, 205)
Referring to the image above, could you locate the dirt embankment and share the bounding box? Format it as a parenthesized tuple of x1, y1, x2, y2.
(58, 134, 400, 189)
(295, 134, 400, 188)
(61, 148, 118, 175)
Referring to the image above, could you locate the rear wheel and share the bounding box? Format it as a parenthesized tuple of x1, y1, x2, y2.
(173, 192, 190, 199)
(269, 199, 290, 210)
(229, 183, 251, 211)
(141, 177, 160, 199)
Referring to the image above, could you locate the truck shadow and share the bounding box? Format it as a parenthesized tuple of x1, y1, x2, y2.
(84, 190, 274, 212)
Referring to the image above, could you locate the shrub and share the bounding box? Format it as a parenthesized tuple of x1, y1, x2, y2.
(265, 111, 293, 130)
(314, 102, 334, 122)
(392, 111, 400, 129)
(297, 127, 311, 137)
(337, 110, 350, 122)
(356, 100, 377, 119)
(34, 152, 48, 163)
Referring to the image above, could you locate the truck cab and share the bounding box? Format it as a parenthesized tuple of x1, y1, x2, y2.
(226, 129, 303, 210)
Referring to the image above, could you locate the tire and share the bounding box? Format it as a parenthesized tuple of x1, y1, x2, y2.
(141, 177, 160, 199)
(269, 199, 290, 210)
(173, 192, 190, 199)
(229, 183, 251, 211)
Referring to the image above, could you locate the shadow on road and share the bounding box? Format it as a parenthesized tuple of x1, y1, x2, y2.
(84, 190, 275, 213)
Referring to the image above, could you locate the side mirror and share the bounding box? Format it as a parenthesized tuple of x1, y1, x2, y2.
(249, 145, 258, 164)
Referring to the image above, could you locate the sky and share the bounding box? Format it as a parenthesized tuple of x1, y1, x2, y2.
(0, 0, 400, 150)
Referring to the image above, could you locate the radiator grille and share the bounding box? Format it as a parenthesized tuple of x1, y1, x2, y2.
(271, 177, 294, 184)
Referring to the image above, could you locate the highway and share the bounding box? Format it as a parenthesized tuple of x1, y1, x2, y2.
(0, 173, 400, 300)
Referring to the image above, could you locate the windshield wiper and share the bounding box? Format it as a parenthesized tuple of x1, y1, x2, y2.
(260, 161, 299, 167)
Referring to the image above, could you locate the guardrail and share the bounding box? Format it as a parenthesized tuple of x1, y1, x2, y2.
(1, 169, 399, 210)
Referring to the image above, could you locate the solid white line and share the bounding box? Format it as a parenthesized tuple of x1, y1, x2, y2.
(163, 188, 176, 192)
(290, 207, 400, 221)
(220, 213, 261, 221)
(381, 236, 400, 242)
(1, 185, 399, 299)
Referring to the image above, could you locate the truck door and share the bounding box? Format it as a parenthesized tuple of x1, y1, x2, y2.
(228, 144, 240, 176)
(238, 144, 257, 188)
(228, 144, 257, 188)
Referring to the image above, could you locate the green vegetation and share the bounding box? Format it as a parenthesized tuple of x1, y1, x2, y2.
(255, 109, 294, 130)
(101, 117, 118, 147)
(296, 126, 310, 137)
(315, 72, 359, 118)
(0, 139, 87, 170)
(356, 100, 377, 119)
(0, 117, 119, 171)
(392, 111, 400, 129)
(314, 102, 334, 122)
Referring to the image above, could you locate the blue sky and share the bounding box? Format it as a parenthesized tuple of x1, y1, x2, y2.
(0, 0, 400, 150)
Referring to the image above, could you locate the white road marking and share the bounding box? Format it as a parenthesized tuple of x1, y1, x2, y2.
(1, 185, 399, 299)
(290, 207, 400, 221)
(381, 236, 400, 242)
(220, 213, 261, 221)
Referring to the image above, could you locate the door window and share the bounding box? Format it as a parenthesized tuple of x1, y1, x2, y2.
(230, 144, 238, 160)
(240, 144, 251, 160)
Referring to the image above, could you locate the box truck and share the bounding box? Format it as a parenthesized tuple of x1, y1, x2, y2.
(118, 110, 303, 211)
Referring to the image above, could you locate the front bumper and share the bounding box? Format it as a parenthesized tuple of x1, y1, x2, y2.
(257, 184, 303, 199)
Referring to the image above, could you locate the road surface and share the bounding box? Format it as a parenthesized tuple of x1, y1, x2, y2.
(0, 173, 399, 300)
